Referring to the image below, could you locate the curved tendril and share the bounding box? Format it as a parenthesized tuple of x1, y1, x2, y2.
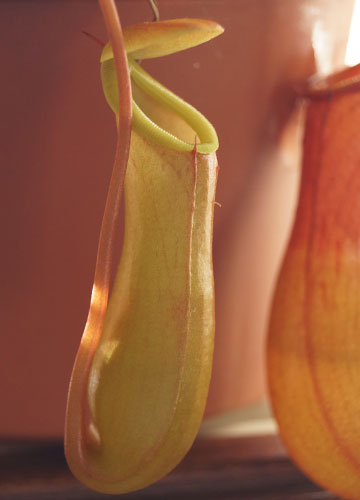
(96, 0, 132, 298)
(65, 0, 132, 458)
(148, 0, 160, 22)
(82, 30, 106, 48)
(89, 0, 132, 404)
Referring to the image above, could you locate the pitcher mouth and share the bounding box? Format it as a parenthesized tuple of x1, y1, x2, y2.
(297, 63, 360, 100)
(101, 52, 219, 154)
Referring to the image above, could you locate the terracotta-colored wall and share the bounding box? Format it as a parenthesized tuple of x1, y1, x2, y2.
(0, 0, 354, 437)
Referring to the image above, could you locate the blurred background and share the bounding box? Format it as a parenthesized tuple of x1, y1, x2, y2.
(0, 0, 358, 438)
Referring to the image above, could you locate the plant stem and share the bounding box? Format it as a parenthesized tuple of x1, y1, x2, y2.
(75, 0, 132, 435)
(88, 0, 132, 341)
